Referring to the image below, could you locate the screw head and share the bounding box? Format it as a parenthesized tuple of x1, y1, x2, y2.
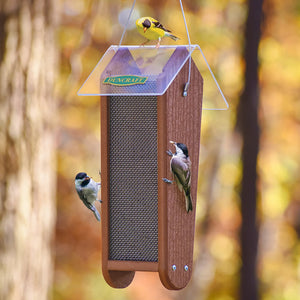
(184, 265, 189, 271)
(172, 265, 176, 271)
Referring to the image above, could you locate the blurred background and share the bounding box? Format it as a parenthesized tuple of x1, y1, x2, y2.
(1, 0, 300, 299)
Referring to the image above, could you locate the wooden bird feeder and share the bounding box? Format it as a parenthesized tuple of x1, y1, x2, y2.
(78, 45, 203, 290)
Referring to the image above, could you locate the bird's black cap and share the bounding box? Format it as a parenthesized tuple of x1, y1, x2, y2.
(142, 19, 151, 28)
(75, 172, 87, 180)
(176, 143, 189, 157)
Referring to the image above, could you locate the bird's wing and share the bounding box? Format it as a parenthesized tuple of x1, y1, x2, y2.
(77, 188, 101, 221)
(76, 188, 93, 210)
(171, 157, 191, 191)
(152, 21, 171, 32)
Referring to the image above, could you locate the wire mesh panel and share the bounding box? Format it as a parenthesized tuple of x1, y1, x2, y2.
(108, 95, 158, 262)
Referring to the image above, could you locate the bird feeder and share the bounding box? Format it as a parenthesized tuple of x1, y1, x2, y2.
(78, 45, 203, 290)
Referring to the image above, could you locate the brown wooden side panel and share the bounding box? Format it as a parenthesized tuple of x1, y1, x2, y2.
(158, 61, 203, 290)
(100, 96, 135, 288)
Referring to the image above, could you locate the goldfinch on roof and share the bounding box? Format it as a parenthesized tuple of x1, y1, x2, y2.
(136, 17, 180, 48)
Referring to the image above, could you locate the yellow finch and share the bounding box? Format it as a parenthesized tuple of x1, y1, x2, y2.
(136, 17, 179, 48)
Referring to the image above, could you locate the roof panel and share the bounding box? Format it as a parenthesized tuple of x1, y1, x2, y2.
(77, 45, 198, 96)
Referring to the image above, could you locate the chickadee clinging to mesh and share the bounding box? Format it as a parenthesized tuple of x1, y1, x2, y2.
(163, 141, 193, 213)
(75, 172, 101, 221)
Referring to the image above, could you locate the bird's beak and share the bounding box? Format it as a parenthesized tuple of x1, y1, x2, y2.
(85, 176, 90, 180)
(143, 27, 147, 33)
(170, 141, 175, 145)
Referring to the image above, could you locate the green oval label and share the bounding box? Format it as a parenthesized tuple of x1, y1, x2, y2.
(103, 75, 148, 86)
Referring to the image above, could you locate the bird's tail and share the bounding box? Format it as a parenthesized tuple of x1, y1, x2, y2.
(93, 209, 101, 221)
(91, 205, 101, 221)
(165, 32, 180, 41)
(185, 192, 193, 213)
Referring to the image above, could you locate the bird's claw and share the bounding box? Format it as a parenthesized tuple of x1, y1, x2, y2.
(166, 150, 173, 156)
(140, 40, 149, 47)
(162, 178, 173, 184)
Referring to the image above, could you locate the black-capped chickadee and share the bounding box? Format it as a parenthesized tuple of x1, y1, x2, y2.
(75, 172, 101, 221)
(163, 141, 193, 213)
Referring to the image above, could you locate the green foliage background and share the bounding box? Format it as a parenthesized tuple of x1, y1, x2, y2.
(54, 0, 300, 299)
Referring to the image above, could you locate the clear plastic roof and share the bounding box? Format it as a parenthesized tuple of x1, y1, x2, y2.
(77, 44, 229, 110)
(77, 45, 197, 96)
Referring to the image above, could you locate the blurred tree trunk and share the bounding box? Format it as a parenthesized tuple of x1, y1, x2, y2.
(237, 0, 264, 300)
(0, 0, 58, 300)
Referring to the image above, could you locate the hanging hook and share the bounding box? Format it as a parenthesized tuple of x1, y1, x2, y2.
(179, 0, 192, 97)
(183, 82, 189, 97)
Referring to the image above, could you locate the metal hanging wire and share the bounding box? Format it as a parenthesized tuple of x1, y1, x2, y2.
(118, 0, 191, 96)
(118, 0, 137, 47)
(118, 0, 229, 110)
(179, 0, 192, 97)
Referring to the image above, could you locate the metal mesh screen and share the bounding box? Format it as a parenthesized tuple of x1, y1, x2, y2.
(108, 96, 158, 262)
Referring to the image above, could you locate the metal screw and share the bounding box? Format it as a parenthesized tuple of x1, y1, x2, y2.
(172, 265, 177, 271)
(184, 265, 189, 271)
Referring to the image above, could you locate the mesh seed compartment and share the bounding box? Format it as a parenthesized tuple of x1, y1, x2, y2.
(108, 96, 158, 263)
